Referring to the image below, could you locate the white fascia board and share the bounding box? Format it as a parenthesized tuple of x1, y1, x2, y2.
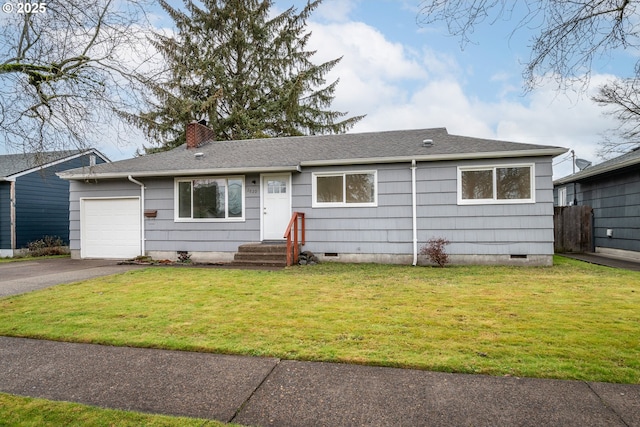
(10, 149, 109, 180)
(300, 148, 568, 167)
(91, 149, 111, 163)
(58, 165, 302, 180)
(58, 148, 567, 180)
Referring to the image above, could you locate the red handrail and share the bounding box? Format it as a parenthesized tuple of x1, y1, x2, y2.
(284, 212, 305, 266)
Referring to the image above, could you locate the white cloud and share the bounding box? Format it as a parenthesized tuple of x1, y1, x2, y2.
(309, 21, 426, 80)
(351, 78, 493, 138)
(314, 0, 360, 22)
(100, 1, 625, 180)
(419, 46, 461, 79)
(305, 16, 621, 179)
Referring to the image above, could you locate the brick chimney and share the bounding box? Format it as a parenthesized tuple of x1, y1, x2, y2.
(185, 121, 215, 149)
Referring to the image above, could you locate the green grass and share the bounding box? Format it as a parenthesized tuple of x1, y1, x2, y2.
(0, 254, 69, 263)
(0, 256, 638, 383)
(0, 393, 227, 426)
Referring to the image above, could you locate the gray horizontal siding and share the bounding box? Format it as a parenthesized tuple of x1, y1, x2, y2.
(143, 174, 261, 252)
(294, 163, 412, 255)
(421, 158, 554, 256)
(70, 175, 262, 254)
(69, 180, 141, 251)
(296, 158, 555, 257)
(69, 156, 556, 260)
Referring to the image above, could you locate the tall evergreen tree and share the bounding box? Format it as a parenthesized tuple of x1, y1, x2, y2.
(128, 0, 363, 151)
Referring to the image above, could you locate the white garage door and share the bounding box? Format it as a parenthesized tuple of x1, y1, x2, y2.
(81, 198, 141, 259)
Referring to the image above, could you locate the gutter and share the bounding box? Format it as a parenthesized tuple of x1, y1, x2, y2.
(411, 160, 418, 266)
(58, 148, 566, 181)
(127, 176, 145, 256)
(59, 165, 302, 181)
(300, 148, 568, 167)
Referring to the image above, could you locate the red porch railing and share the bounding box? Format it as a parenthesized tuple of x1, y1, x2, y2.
(284, 212, 305, 266)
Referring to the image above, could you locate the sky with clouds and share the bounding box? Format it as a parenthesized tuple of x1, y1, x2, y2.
(267, 0, 635, 179)
(27, 0, 632, 180)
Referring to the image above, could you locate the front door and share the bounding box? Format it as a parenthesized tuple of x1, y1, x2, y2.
(262, 174, 291, 240)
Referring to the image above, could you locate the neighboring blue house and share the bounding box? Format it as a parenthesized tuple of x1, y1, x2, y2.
(58, 124, 566, 266)
(554, 147, 640, 260)
(0, 150, 109, 257)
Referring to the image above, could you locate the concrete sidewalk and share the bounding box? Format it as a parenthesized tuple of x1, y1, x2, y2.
(0, 337, 638, 426)
(559, 253, 640, 272)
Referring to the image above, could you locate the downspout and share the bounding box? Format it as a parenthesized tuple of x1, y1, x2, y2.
(411, 160, 418, 266)
(128, 176, 145, 256)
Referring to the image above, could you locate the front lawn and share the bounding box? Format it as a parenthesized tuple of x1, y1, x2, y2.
(0, 393, 225, 426)
(0, 256, 638, 383)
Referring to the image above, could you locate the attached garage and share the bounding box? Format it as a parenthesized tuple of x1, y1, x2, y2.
(80, 198, 141, 259)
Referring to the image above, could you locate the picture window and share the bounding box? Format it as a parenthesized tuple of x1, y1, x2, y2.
(176, 177, 244, 221)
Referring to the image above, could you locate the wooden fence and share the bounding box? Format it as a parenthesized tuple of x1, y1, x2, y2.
(554, 206, 593, 253)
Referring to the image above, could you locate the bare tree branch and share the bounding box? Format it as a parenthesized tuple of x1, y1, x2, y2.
(418, 0, 640, 153)
(0, 0, 158, 155)
(418, 0, 639, 90)
(593, 78, 640, 155)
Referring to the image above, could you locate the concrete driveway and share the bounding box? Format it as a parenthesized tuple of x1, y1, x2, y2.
(0, 258, 142, 297)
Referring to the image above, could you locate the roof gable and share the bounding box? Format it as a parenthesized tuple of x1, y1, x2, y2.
(0, 149, 109, 180)
(58, 128, 567, 180)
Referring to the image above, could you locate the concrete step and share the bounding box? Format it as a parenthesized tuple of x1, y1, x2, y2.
(233, 252, 289, 262)
(231, 259, 288, 268)
(232, 242, 293, 267)
(236, 242, 288, 254)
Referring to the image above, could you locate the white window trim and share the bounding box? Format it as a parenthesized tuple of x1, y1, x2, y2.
(174, 176, 245, 222)
(557, 186, 567, 206)
(457, 164, 536, 205)
(312, 170, 378, 208)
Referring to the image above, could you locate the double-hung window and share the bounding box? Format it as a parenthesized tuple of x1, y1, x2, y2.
(458, 165, 534, 204)
(176, 177, 244, 221)
(313, 171, 377, 207)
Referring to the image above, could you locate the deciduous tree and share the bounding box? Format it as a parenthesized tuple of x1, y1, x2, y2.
(418, 0, 640, 153)
(0, 0, 156, 154)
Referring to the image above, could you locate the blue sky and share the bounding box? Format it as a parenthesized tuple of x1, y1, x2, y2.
(4, 0, 631, 179)
(269, 0, 636, 178)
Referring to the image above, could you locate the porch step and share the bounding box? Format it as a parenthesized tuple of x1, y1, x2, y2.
(232, 242, 292, 267)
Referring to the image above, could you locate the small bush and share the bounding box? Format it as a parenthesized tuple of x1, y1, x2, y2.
(420, 237, 450, 267)
(26, 236, 68, 257)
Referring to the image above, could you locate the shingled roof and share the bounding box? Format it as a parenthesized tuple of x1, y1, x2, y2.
(58, 128, 567, 180)
(554, 147, 640, 185)
(0, 150, 107, 180)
